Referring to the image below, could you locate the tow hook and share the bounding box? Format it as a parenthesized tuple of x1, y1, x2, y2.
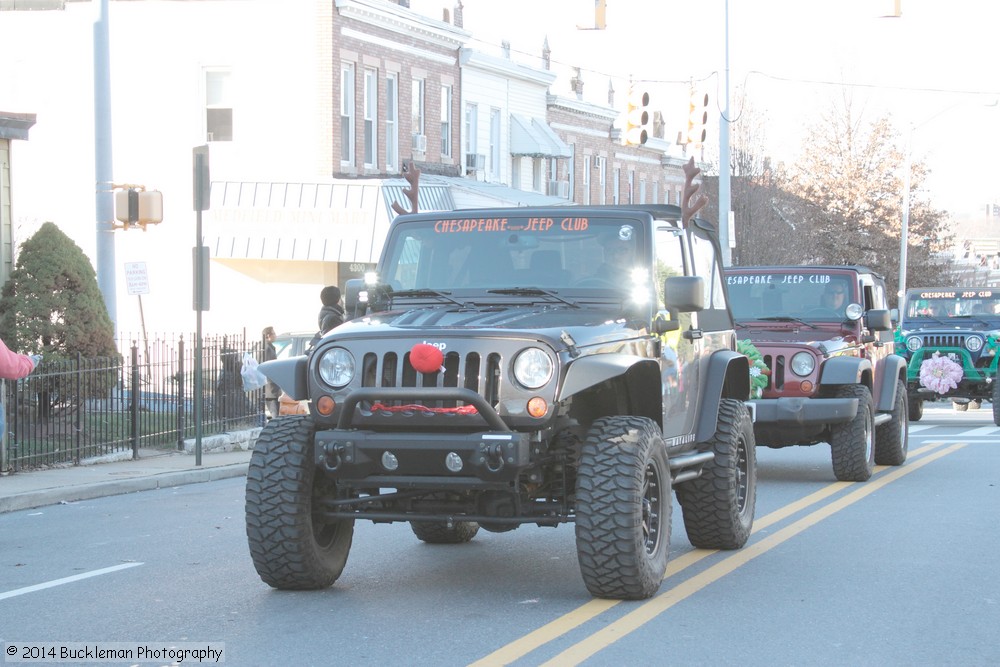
(484, 442, 504, 472)
(321, 441, 348, 472)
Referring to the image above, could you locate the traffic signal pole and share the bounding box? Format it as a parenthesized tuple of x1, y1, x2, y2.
(718, 0, 732, 266)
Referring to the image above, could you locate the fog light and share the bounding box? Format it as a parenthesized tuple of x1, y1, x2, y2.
(316, 395, 336, 415)
(445, 452, 463, 472)
(381, 451, 399, 471)
(527, 396, 548, 418)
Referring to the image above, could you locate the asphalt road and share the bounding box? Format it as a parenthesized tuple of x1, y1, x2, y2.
(1, 404, 997, 667)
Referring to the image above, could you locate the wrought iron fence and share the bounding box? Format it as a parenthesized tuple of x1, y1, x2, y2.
(1, 332, 267, 473)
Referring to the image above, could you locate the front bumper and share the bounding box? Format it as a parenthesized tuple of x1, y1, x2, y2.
(750, 397, 859, 426)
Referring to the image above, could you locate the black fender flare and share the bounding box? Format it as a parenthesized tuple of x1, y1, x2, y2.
(260, 356, 309, 400)
(819, 356, 873, 387)
(558, 354, 661, 419)
(695, 350, 751, 443)
(874, 354, 908, 412)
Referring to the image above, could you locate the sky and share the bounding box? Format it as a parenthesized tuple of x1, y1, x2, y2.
(414, 0, 1000, 221)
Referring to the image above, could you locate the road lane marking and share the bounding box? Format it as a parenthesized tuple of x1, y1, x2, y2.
(0, 563, 143, 601)
(541, 443, 967, 666)
(957, 426, 999, 436)
(469, 441, 953, 666)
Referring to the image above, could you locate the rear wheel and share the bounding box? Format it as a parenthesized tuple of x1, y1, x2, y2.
(576, 416, 671, 600)
(908, 396, 924, 421)
(830, 385, 875, 482)
(245, 416, 354, 589)
(875, 380, 908, 466)
(953, 399, 969, 412)
(675, 399, 756, 549)
(993, 382, 1000, 426)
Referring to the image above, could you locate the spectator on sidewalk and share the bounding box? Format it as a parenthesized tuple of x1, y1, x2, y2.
(0, 337, 40, 380)
(317, 285, 345, 335)
(261, 326, 280, 420)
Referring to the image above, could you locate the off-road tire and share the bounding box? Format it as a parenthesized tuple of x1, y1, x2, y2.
(908, 397, 923, 422)
(410, 521, 480, 544)
(875, 380, 908, 466)
(675, 399, 756, 550)
(575, 416, 671, 600)
(830, 385, 875, 482)
(969, 400, 981, 410)
(953, 400, 968, 412)
(993, 381, 1000, 426)
(245, 416, 354, 589)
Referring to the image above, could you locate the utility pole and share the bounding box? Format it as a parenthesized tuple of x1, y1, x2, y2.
(95, 0, 117, 331)
(718, 0, 732, 266)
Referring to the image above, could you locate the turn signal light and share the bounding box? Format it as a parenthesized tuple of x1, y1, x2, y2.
(316, 395, 336, 416)
(527, 397, 548, 418)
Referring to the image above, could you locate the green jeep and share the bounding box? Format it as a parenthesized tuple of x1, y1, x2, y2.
(895, 287, 1000, 424)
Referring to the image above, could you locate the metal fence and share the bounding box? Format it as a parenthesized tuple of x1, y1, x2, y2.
(1, 332, 266, 473)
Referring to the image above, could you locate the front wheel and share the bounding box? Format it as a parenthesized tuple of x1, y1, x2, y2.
(875, 380, 908, 466)
(830, 385, 875, 482)
(245, 416, 354, 589)
(675, 399, 757, 550)
(575, 416, 671, 600)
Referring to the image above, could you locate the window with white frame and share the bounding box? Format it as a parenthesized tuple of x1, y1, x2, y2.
(465, 102, 478, 157)
(205, 69, 233, 142)
(639, 179, 647, 204)
(386, 73, 398, 172)
(628, 170, 635, 204)
(583, 156, 591, 205)
(411, 79, 425, 151)
(340, 63, 355, 165)
(489, 107, 501, 179)
(440, 84, 452, 157)
(613, 167, 621, 204)
(532, 158, 543, 192)
(598, 156, 607, 205)
(364, 68, 378, 168)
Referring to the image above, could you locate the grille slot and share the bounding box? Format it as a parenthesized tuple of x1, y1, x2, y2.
(764, 354, 785, 390)
(359, 349, 498, 407)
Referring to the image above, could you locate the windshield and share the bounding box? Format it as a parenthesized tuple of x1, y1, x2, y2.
(726, 271, 856, 321)
(379, 215, 649, 291)
(903, 288, 1000, 321)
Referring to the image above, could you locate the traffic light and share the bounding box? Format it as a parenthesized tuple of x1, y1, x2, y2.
(623, 85, 649, 146)
(687, 90, 709, 146)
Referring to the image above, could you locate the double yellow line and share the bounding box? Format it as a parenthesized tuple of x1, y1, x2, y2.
(470, 441, 966, 667)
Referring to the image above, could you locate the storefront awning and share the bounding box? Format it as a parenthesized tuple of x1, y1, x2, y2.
(510, 114, 571, 158)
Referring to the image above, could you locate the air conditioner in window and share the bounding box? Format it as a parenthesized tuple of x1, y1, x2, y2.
(546, 180, 560, 196)
(412, 134, 427, 152)
(557, 180, 570, 198)
(465, 152, 486, 172)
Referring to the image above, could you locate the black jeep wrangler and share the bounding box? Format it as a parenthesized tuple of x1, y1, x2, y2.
(895, 287, 1000, 424)
(247, 181, 756, 600)
(725, 265, 909, 481)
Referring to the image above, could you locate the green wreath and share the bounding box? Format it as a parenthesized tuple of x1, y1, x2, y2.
(737, 339, 770, 399)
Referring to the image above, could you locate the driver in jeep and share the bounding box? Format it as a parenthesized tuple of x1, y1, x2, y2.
(820, 281, 847, 314)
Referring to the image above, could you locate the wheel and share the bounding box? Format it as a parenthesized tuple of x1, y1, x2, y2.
(245, 416, 354, 589)
(953, 400, 968, 412)
(993, 381, 1000, 426)
(575, 416, 671, 600)
(875, 380, 908, 466)
(675, 399, 757, 550)
(829, 385, 875, 482)
(908, 396, 923, 421)
(410, 521, 479, 543)
(969, 400, 981, 410)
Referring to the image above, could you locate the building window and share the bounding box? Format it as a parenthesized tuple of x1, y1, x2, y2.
(639, 179, 647, 204)
(465, 102, 477, 155)
(205, 69, 233, 142)
(613, 167, 620, 204)
(532, 158, 543, 192)
(597, 157, 607, 205)
(364, 68, 378, 168)
(411, 79, 425, 151)
(440, 84, 452, 157)
(340, 63, 355, 165)
(583, 156, 591, 205)
(489, 107, 501, 180)
(568, 145, 575, 202)
(386, 73, 398, 172)
(628, 170, 635, 204)
(511, 158, 521, 189)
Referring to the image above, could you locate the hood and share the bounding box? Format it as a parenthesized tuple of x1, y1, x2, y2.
(736, 322, 857, 345)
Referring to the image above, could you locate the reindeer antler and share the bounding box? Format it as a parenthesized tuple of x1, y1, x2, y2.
(391, 161, 421, 216)
(681, 157, 707, 227)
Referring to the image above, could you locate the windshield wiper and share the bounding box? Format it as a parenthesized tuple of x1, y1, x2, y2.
(487, 287, 580, 308)
(389, 289, 466, 307)
(754, 316, 819, 329)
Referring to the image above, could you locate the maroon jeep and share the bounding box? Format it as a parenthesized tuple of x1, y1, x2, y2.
(725, 265, 909, 481)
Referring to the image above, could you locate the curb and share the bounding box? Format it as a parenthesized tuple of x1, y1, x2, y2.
(0, 462, 250, 514)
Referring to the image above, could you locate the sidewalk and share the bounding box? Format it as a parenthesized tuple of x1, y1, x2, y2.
(0, 432, 258, 514)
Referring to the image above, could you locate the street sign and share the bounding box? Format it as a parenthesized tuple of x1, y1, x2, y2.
(124, 261, 150, 295)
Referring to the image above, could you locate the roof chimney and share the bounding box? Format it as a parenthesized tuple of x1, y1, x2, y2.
(542, 36, 550, 70)
(454, 0, 464, 28)
(571, 67, 584, 100)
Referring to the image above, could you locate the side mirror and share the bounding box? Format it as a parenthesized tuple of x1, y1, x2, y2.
(865, 309, 892, 332)
(663, 276, 705, 313)
(344, 278, 366, 319)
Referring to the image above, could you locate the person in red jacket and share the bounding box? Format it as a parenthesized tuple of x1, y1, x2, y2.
(0, 337, 39, 380)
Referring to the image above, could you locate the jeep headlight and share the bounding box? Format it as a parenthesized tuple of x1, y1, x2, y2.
(318, 347, 355, 388)
(965, 336, 983, 352)
(906, 336, 923, 352)
(790, 351, 815, 377)
(513, 347, 553, 389)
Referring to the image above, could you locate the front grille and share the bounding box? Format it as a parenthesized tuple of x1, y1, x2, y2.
(360, 349, 502, 406)
(763, 354, 785, 390)
(921, 334, 966, 348)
